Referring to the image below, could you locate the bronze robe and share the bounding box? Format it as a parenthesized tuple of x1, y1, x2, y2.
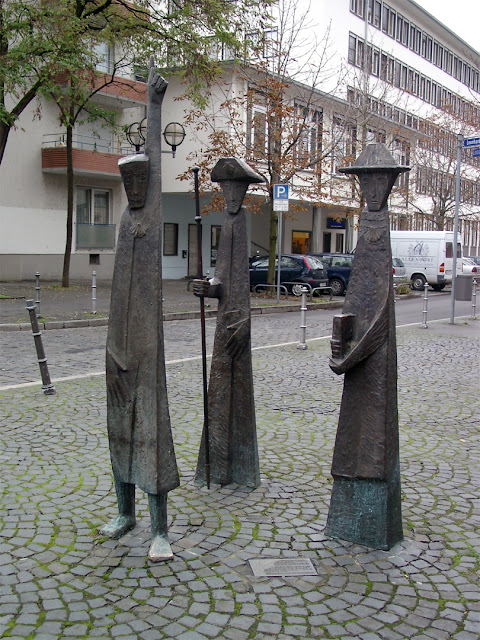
(106, 205, 179, 496)
(195, 206, 260, 487)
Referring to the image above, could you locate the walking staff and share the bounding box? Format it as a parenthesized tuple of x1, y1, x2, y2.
(192, 166, 211, 489)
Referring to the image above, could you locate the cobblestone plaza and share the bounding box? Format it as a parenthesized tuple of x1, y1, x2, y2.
(0, 320, 479, 640)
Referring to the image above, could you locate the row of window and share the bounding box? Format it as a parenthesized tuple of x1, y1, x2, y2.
(248, 103, 323, 165)
(391, 213, 479, 251)
(350, 0, 480, 94)
(348, 34, 480, 120)
(346, 87, 480, 167)
(415, 167, 480, 206)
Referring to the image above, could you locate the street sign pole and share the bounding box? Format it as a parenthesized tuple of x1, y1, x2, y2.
(277, 211, 283, 302)
(450, 134, 463, 324)
(273, 184, 289, 302)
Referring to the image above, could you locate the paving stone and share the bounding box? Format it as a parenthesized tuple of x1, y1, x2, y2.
(0, 320, 479, 640)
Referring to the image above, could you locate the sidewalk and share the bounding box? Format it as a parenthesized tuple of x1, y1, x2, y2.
(0, 321, 479, 640)
(0, 279, 343, 330)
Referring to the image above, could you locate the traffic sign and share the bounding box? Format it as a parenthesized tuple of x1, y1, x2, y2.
(273, 200, 289, 211)
(463, 136, 480, 148)
(273, 184, 289, 199)
(474, 148, 480, 158)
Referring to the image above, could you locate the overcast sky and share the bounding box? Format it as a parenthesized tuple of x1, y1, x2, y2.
(414, 0, 480, 52)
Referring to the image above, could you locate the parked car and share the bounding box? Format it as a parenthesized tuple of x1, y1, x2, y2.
(466, 256, 480, 266)
(249, 254, 328, 295)
(313, 253, 408, 294)
(462, 257, 479, 274)
(392, 257, 408, 285)
(311, 253, 354, 296)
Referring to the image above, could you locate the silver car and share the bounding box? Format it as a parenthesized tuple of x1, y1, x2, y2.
(392, 257, 408, 285)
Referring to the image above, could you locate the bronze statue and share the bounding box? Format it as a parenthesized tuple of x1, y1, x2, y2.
(325, 143, 409, 550)
(101, 62, 179, 562)
(193, 158, 264, 488)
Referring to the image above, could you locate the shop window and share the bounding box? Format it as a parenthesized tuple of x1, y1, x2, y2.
(292, 231, 311, 254)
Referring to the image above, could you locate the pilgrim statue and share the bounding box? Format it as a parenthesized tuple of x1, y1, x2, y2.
(193, 158, 264, 488)
(100, 61, 179, 562)
(325, 143, 409, 550)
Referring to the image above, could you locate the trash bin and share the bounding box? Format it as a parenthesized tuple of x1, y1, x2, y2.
(455, 274, 473, 301)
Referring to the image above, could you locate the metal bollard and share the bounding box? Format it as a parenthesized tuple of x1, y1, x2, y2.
(91, 271, 97, 314)
(297, 287, 308, 350)
(393, 283, 397, 303)
(472, 279, 477, 320)
(26, 299, 56, 395)
(421, 282, 428, 329)
(35, 271, 41, 316)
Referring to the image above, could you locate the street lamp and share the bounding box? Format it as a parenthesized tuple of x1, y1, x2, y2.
(125, 118, 147, 153)
(162, 122, 186, 158)
(125, 118, 185, 157)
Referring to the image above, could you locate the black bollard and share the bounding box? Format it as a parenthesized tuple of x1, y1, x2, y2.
(26, 299, 56, 395)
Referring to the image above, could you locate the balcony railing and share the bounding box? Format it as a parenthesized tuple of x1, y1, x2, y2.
(76, 223, 116, 250)
(43, 133, 132, 155)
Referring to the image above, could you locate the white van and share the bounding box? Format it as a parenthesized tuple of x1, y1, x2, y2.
(390, 231, 463, 291)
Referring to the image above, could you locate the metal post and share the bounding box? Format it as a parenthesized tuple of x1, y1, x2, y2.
(297, 287, 308, 350)
(421, 282, 429, 329)
(91, 271, 97, 314)
(192, 166, 210, 489)
(276, 211, 283, 303)
(472, 279, 477, 320)
(450, 134, 463, 324)
(35, 272, 41, 316)
(393, 283, 397, 303)
(26, 299, 56, 395)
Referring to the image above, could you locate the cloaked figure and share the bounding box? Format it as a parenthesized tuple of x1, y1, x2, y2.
(325, 143, 409, 550)
(100, 62, 179, 562)
(193, 158, 264, 488)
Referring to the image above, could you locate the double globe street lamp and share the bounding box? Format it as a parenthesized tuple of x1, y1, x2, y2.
(126, 118, 186, 157)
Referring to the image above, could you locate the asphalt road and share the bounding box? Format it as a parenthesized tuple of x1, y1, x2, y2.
(0, 293, 476, 389)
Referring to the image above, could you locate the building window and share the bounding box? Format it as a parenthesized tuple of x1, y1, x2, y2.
(76, 187, 110, 225)
(163, 223, 178, 256)
(249, 105, 267, 159)
(296, 106, 322, 164)
(292, 231, 311, 254)
(94, 43, 114, 74)
(211, 225, 221, 266)
(76, 187, 114, 249)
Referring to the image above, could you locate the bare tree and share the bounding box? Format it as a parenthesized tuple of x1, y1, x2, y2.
(179, 0, 345, 284)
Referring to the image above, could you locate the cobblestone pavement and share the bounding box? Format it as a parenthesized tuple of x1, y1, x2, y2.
(1, 321, 479, 640)
(0, 312, 339, 387)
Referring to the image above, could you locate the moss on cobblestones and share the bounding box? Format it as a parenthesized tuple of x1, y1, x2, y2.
(0, 326, 479, 639)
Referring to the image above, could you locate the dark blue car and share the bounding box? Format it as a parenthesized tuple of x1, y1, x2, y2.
(311, 253, 354, 296)
(249, 254, 328, 295)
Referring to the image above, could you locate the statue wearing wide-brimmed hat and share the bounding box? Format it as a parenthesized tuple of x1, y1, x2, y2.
(325, 143, 409, 550)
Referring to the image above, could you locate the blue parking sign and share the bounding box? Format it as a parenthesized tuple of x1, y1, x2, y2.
(273, 184, 289, 200)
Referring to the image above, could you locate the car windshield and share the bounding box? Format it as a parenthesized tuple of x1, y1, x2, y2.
(392, 258, 404, 267)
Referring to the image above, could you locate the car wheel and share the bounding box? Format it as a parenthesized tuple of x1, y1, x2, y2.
(431, 284, 446, 291)
(411, 274, 426, 291)
(329, 278, 345, 296)
(291, 283, 305, 296)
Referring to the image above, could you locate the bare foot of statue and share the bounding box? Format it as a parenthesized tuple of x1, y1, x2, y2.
(148, 534, 173, 562)
(100, 515, 136, 539)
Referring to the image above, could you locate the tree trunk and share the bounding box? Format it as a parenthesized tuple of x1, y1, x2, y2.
(62, 116, 74, 287)
(0, 120, 10, 165)
(267, 201, 278, 285)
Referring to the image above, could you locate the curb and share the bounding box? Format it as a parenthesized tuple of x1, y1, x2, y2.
(0, 301, 345, 331)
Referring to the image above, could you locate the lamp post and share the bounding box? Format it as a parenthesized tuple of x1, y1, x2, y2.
(125, 118, 185, 157)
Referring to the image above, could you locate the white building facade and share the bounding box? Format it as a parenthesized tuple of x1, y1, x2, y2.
(1, 0, 479, 282)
